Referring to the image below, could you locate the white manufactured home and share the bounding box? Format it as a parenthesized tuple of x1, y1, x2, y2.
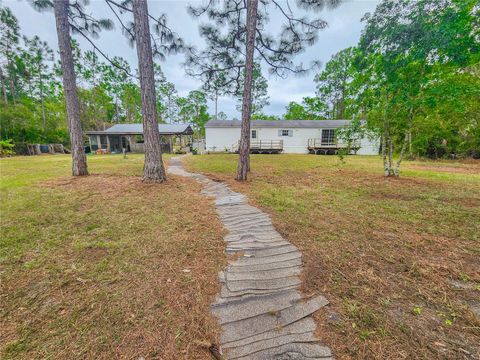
(205, 120, 379, 155)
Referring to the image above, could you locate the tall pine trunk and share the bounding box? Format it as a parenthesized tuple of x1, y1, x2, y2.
(236, 0, 258, 181)
(8, 76, 15, 104)
(0, 67, 7, 103)
(214, 90, 218, 120)
(133, 0, 166, 182)
(54, 0, 88, 176)
(39, 73, 46, 132)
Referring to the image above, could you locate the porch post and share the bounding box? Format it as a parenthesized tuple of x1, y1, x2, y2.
(97, 135, 101, 149)
(106, 136, 111, 151)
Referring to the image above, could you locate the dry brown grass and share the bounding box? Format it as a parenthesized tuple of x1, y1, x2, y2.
(1, 155, 225, 359)
(185, 154, 480, 360)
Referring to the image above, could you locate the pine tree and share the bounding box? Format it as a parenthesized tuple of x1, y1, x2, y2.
(187, 0, 343, 180)
(132, 0, 166, 182)
(33, 0, 112, 176)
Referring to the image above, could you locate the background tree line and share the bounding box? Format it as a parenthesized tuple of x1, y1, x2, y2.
(0, 5, 211, 148)
(1, 0, 479, 181)
(280, 0, 479, 165)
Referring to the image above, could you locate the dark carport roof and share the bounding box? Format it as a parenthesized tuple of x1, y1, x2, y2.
(205, 119, 352, 128)
(86, 123, 194, 135)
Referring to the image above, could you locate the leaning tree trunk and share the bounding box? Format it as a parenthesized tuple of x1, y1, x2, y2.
(236, 0, 258, 181)
(54, 0, 88, 176)
(133, 0, 166, 182)
(395, 133, 409, 177)
(382, 133, 389, 177)
(388, 137, 394, 176)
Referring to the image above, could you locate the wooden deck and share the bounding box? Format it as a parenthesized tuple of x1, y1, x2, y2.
(307, 138, 360, 155)
(232, 140, 283, 154)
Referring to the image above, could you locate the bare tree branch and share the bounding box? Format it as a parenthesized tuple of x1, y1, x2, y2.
(70, 24, 135, 78)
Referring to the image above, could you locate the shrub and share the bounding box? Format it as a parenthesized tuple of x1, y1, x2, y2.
(0, 139, 15, 157)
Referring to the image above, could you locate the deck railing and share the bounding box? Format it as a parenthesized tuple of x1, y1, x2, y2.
(307, 138, 361, 149)
(231, 139, 283, 152)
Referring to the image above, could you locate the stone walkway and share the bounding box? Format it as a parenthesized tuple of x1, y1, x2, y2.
(168, 157, 333, 360)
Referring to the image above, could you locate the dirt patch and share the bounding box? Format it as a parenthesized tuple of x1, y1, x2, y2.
(444, 197, 480, 208)
(2, 173, 225, 359)
(185, 155, 480, 360)
(370, 192, 417, 201)
(407, 164, 480, 174)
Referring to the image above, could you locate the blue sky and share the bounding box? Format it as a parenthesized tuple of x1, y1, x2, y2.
(5, 0, 380, 118)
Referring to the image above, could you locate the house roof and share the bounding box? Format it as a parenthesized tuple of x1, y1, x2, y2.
(205, 119, 352, 129)
(86, 123, 194, 135)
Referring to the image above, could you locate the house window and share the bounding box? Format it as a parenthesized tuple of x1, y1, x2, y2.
(100, 135, 108, 149)
(278, 129, 293, 137)
(89, 136, 99, 151)
(251, 130, 257, 139)
(321, 129, 335, 145)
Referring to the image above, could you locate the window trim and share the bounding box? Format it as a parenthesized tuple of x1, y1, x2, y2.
(251, 129, 257, 139)
(321, 129, 335, 145)
(100, 135, 108, 149)
(278, 129, 293, 137)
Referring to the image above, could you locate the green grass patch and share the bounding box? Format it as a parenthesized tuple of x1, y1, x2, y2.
(1, 154, 224, 359)
(185, 153, 480, 359)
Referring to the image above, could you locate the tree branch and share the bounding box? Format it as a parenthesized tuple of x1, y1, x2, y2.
(70, 24, 136, 78)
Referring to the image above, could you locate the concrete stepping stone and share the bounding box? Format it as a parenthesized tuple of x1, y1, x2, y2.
(219, 210, 266, 219)
(228, 226, 279, 234)
(226, 236, 287, 245)
(227, 242, 293, 252)
(212, 290, 302, 324)
(225, 266, 302, 281)
(223, 317, 317, 348)
(224, 218, 273, 230)
(220, 284, 301, 299)
(220, 269, 306, 283)
(167, 156, 332, 359)
(226, 332, 319, 359)
(227, 238, 291, 246)
(225, 234, 286, 244)
(216, 195, 247, 206)
(220, 268, 302, 283)
(226, 242, 292, 252)
(227, 243, 292, 252)
(244, 245, 299, 258)
(234, 342, 333, 360)
(232, 252, 302, 266)
(226, 258, 303, 272)
(223, 276, 302, 292)
(220, 295, 329, 343)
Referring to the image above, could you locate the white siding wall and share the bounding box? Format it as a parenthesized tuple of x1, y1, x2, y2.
(205, 127, 241, 152)
(357, 137, 380, 155)
(205, 126, 379, 155)
(256, 128, 320, 153)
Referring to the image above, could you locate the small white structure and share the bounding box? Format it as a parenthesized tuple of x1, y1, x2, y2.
(205, 120, 379, 155)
